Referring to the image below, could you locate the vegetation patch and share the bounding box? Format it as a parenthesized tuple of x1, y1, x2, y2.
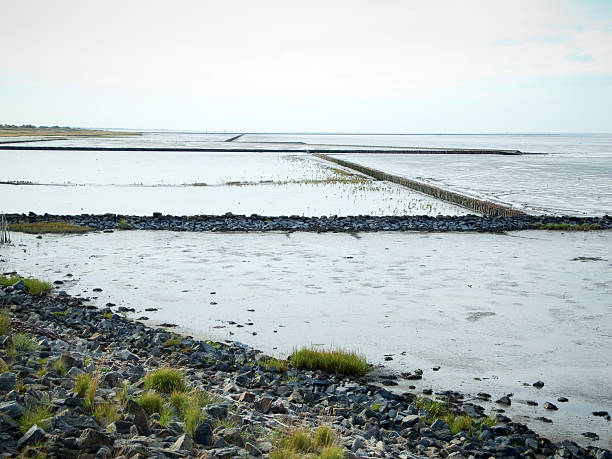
(261, 357, 288, 374)
(93, 400, 121, 426)
(416, 397, 496, 437)
(17, 402, 52, 433)
(118, 219, 133, 230)
(271, 425, 343, 459)
(531, 222, 601, 231)
(144, 368, 186, 393)
(290, 347, 368, 376)
(12, 333, 38, 353)
(0, 309, 10, 335)
(8, 221, 92, 234)
(0, 275, 52, 295)
(52, 359, 67, 375)
(136, 390, 164, 414)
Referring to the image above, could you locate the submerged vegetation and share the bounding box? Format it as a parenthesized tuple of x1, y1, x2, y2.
(290, 347, 368, 376)
(0, 275, 52, 295)
(9, 221, 92, 234)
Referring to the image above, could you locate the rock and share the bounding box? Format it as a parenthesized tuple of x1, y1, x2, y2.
(0, 372, 16, 392)
(95, 446, 112, 459)
(17, 424, 46, 447)
(193, 422, 213, 446)
(422, 388, 433, 395)
(223, 427, 244, 447)
(255, 396, 274, 413)
(238, 391, 255, 403)
(102, 371, 121, 388)
(593, 410, 609, 417)
(582, 432, 599, 440)
(0, 400, 24, 418)
(246, 442, 262, 456)
(543, 402, 558, 410)
(557, 397, 569, 402)
(77, 428, 113, 452)
(401, 415, 420, 427)
(351, 437, 365, 452)
(532, 381, 544, 388)
(209, 447, 239, 459)
(54, 413, 99, 430)
(525, 437, 539, 450)
(12, 280, 27, 292)
(171, 433, 193, 451)
(496, 396, 511, 406)
(206, 403, 228, 419)
(106, 420, 133, 434)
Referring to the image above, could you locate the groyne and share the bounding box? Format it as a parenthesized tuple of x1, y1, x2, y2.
(314, 154, 527, 218)
(4, 213, 610, 233)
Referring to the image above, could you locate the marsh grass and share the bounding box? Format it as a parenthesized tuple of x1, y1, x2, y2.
(12, 333, 38, 353)
(144, 368, 186, 393)
(261, 357, 288, 374)
(118, 219, 132, 230)
(416, 397, 496, 436)
(9, 221, 92, 234)
(271, 426, 343, 459)
(93, 400, 121, 426)
(17, 402, 52, 433)
(531, 222, 601, 231)
(74, 373, 92, 397)
(136, 390, 164, 414)
(163, 335, 182, 348)
(0, 275, 52, 295)
(52, 359, 67, 375)
(0, 309, 10, 335)
(290, 348, 368, 376)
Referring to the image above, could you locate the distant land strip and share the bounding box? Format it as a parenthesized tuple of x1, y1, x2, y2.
(0, 145, 522, 155)
(314, 153, 527, 217)
(0, 137, 67, 144)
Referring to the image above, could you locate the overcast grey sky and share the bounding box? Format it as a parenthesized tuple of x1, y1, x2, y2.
(1, 0, 611, 132)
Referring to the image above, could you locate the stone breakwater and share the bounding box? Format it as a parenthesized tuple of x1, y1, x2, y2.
(5, 213, 612, 233)
(1, 283, 611, 459)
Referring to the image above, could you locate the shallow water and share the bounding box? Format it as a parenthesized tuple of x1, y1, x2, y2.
(333, 153, 612, 216)
(2, 230, 611, 448)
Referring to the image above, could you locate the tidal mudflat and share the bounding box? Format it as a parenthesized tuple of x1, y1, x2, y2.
(2, 229, 611, 448)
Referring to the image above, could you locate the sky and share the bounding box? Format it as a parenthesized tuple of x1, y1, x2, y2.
(1, 0, 611, 132)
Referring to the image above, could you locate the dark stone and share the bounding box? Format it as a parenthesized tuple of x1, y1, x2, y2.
(193, 422, 214, 446)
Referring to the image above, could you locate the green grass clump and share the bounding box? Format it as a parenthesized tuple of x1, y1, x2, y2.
(0, 309, 10, 335)
(12, 333, 38, 353)
(290, 348, 368, 376)
(532, 222, 601, 231)
(118, 219, 132, 230)
(163, 335, 182, 347)
(144, 368, 186, 393)
(262, 357, 288, 374)
(74, 373, 92, 398)
(182, 389, 216, 437)
(136, 390, 164, 414)
(271, 426, 343, 459)
(8, 221, 92, 234)
(52, 359, 67, 375)
(0, 275, 52, 295)
(169, 390, 188, 411)
(93, 400, 121, 426)
(415, 397, 496, 436)
(17, 403, 52, 433)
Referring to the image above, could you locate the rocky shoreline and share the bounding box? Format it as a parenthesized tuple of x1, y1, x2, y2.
(1, 281, 611, 458)
(4, 213, 612, 233)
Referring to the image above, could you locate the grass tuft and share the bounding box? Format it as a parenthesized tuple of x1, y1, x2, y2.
(415, 397, 496, 437)
(261, 357, 288, 374)
(52, 359, 67, 375)
(12, 333, 38, 353)
(118, 219, 132, 230)
(17, 403, 52, 433)
(144, 368, 186, 393)
(93, 400, 121, 426)
(0, 309, 10, 335)
(290, 347, 368, 376)
(136, 390, 164, 414)
(9, 221, 92, 234)
(272, 426, 343, 458)
(532, 222, 601, 231)
(0, 275, 52, 295)
(74, 373, 92, 398)
(163, 335, 182, 348)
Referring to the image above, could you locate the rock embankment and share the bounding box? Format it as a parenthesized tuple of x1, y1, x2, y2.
(5, 213, 612, 233)
(1, 282, 611, 458)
